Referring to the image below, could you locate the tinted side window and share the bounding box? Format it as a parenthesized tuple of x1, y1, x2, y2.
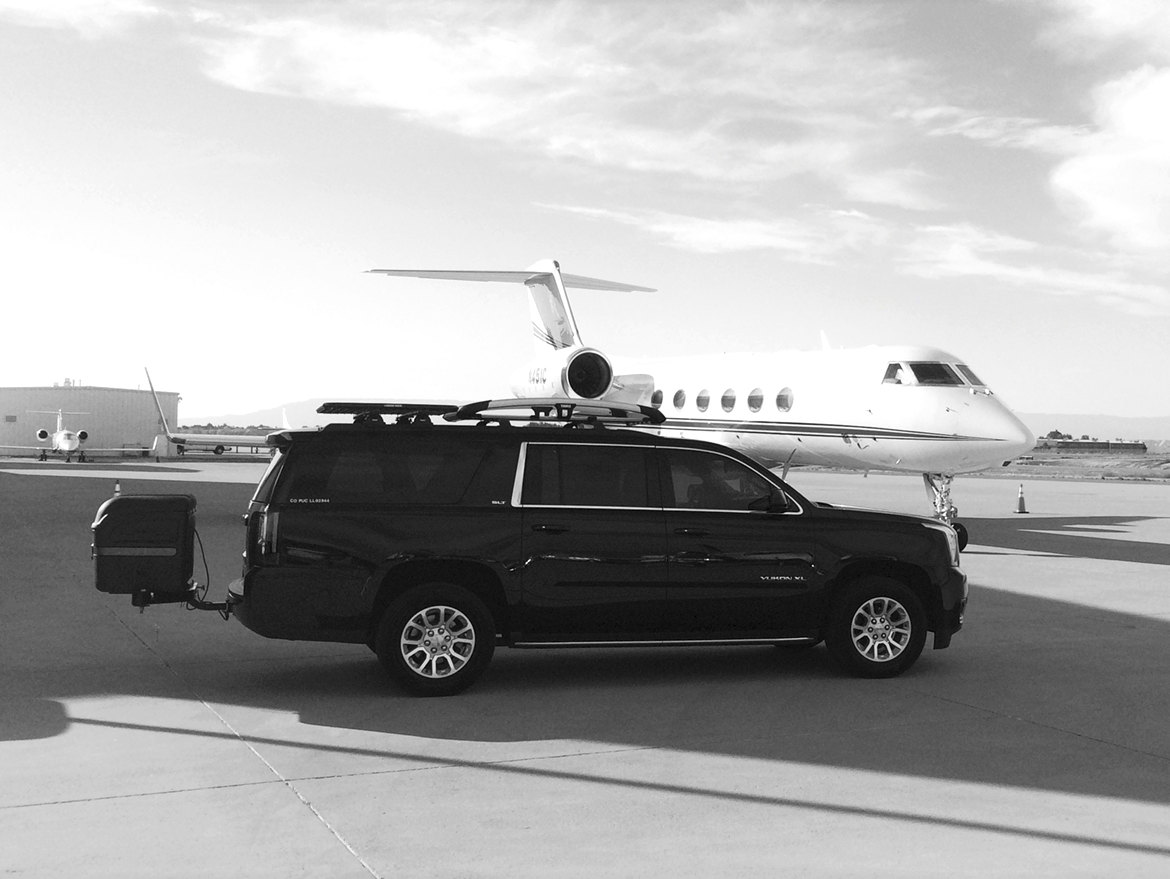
(662, 449, 776, 511)
(522, 444, 654, 508)
(274, 435, 515, 505)
(250, 450, 286, 504)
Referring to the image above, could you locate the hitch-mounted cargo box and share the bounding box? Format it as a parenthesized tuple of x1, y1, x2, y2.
(92, 494, 196, 604)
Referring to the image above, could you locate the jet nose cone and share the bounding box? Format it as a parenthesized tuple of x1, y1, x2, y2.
(997, 407, 1035, 458)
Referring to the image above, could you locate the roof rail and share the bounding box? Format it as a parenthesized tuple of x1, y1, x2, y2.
(445, 398, 665, 426)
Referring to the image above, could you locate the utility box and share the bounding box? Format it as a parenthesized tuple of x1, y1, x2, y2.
(92, 494, 196, 604)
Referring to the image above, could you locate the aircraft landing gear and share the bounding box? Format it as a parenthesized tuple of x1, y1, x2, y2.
(923, 473, 968, 551)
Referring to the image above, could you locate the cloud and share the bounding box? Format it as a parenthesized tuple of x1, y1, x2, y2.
(179, 2, 940, 208)
(1050, 66, 1170, 255)
(1037, 0, 1170, 61)
(0, 0, 160, 36)
(551, 203, 1170, 314)
(904, 105, 1090, 155)
(898, 223, 1170, 315)
(903, 59, 1170, 261)
(546, 203, 898, 261)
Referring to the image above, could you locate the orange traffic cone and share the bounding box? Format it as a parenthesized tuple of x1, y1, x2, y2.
(1015, 484, 1028, 514)
(114, 480, 121, 497)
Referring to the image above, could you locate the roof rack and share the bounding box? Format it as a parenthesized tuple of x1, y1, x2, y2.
(316, 402, 458, 425)
(445, 398, 665, 426)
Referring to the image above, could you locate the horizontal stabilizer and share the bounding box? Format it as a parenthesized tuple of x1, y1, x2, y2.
(367, 268, 655, 293)
(370, 259, 653, 352)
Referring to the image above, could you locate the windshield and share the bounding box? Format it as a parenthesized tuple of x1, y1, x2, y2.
(908, 362, 965, 386)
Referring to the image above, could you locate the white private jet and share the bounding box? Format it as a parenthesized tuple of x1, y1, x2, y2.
(0, 410, 155, 462)
(145, 370, 274, 455)
(370, 259, 1036, 548)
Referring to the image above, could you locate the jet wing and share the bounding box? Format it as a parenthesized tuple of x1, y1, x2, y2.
(160, 432, 272, 446)
(0, 441, 158, 454)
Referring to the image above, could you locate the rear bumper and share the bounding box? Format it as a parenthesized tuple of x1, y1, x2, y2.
(226, 571, 370, 643)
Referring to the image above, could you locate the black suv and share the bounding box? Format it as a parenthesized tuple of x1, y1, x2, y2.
(225, 399, 967, 693)
(93, 399, 966, 695)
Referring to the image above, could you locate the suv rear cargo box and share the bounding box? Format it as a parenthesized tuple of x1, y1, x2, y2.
(92, 494, 196, 603)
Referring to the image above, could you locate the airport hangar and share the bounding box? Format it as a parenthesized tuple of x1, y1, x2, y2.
(0, 381, 179, 458)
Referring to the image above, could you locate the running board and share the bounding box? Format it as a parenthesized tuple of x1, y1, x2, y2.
(511, 636, 819, 649)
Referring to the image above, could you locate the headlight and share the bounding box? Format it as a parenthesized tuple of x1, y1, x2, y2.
(924, 522, 960, 565)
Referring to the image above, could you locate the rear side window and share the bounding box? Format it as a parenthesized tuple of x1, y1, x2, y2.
(273, 435, 516, 506)
(522, 444, 654, 508)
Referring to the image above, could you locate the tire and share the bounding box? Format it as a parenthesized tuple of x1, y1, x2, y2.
(825, 576, 927, 678)
(953, 521, 969, 552)
(375, 583, 495, 696)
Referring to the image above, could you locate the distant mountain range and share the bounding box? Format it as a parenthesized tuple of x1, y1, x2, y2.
(1018, 414, 1170, 443)
(183, 402, 1170, 443)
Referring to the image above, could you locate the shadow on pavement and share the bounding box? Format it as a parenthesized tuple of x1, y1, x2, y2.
(964, 514, 1170, 564)
(3, 472, 1169, 818)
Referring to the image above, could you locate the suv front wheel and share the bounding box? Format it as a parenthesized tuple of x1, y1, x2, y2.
(375, 583, 496, 696)
(825, 576, 927, 678)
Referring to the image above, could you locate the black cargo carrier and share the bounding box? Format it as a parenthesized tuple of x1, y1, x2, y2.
(91, 494, 196, 605)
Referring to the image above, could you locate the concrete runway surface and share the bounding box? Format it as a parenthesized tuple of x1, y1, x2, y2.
(1, 460, 1168, 877)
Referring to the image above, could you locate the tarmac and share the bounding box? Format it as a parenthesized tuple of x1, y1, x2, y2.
(1, 458, 1168, 877)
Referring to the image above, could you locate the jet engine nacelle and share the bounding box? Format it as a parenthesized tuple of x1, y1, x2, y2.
(513, 346, 614, 399)
(36, 429, 50, 441)
(77, 430, 89, 442)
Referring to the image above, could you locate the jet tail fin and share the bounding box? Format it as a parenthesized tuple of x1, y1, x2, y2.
(368, 259, 654, 355)
(144, 368, 174, 439)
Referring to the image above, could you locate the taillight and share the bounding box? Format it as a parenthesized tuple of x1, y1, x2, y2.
(259, 510, 279, 560)
(245, 510, 280, 564)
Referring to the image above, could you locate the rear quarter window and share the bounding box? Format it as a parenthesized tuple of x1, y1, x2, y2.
(273, 434, 516, 506)
(249, 450, 285, 504)
(521, 443, 655, 508)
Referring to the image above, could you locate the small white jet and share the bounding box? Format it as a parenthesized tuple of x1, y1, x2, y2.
(1, 410, 154, 462)
(145, 369, 274, 455)
(369, 259, 1036, 547)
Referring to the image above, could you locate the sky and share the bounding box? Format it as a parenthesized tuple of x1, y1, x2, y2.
(1, 0, 1168, 420)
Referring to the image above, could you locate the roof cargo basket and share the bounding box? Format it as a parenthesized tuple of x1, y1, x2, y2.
(446, 398, 665, 426)
(316, 402, 459, 425)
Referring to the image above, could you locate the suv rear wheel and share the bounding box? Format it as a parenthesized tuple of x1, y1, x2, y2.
(375, 583, 495, 696)
(825, 576, 926, 678)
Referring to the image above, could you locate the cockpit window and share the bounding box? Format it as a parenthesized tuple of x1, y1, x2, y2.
(883, 363, 905, 384)
(956, 364, 985, 386)
(909, 362, 964, 386)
